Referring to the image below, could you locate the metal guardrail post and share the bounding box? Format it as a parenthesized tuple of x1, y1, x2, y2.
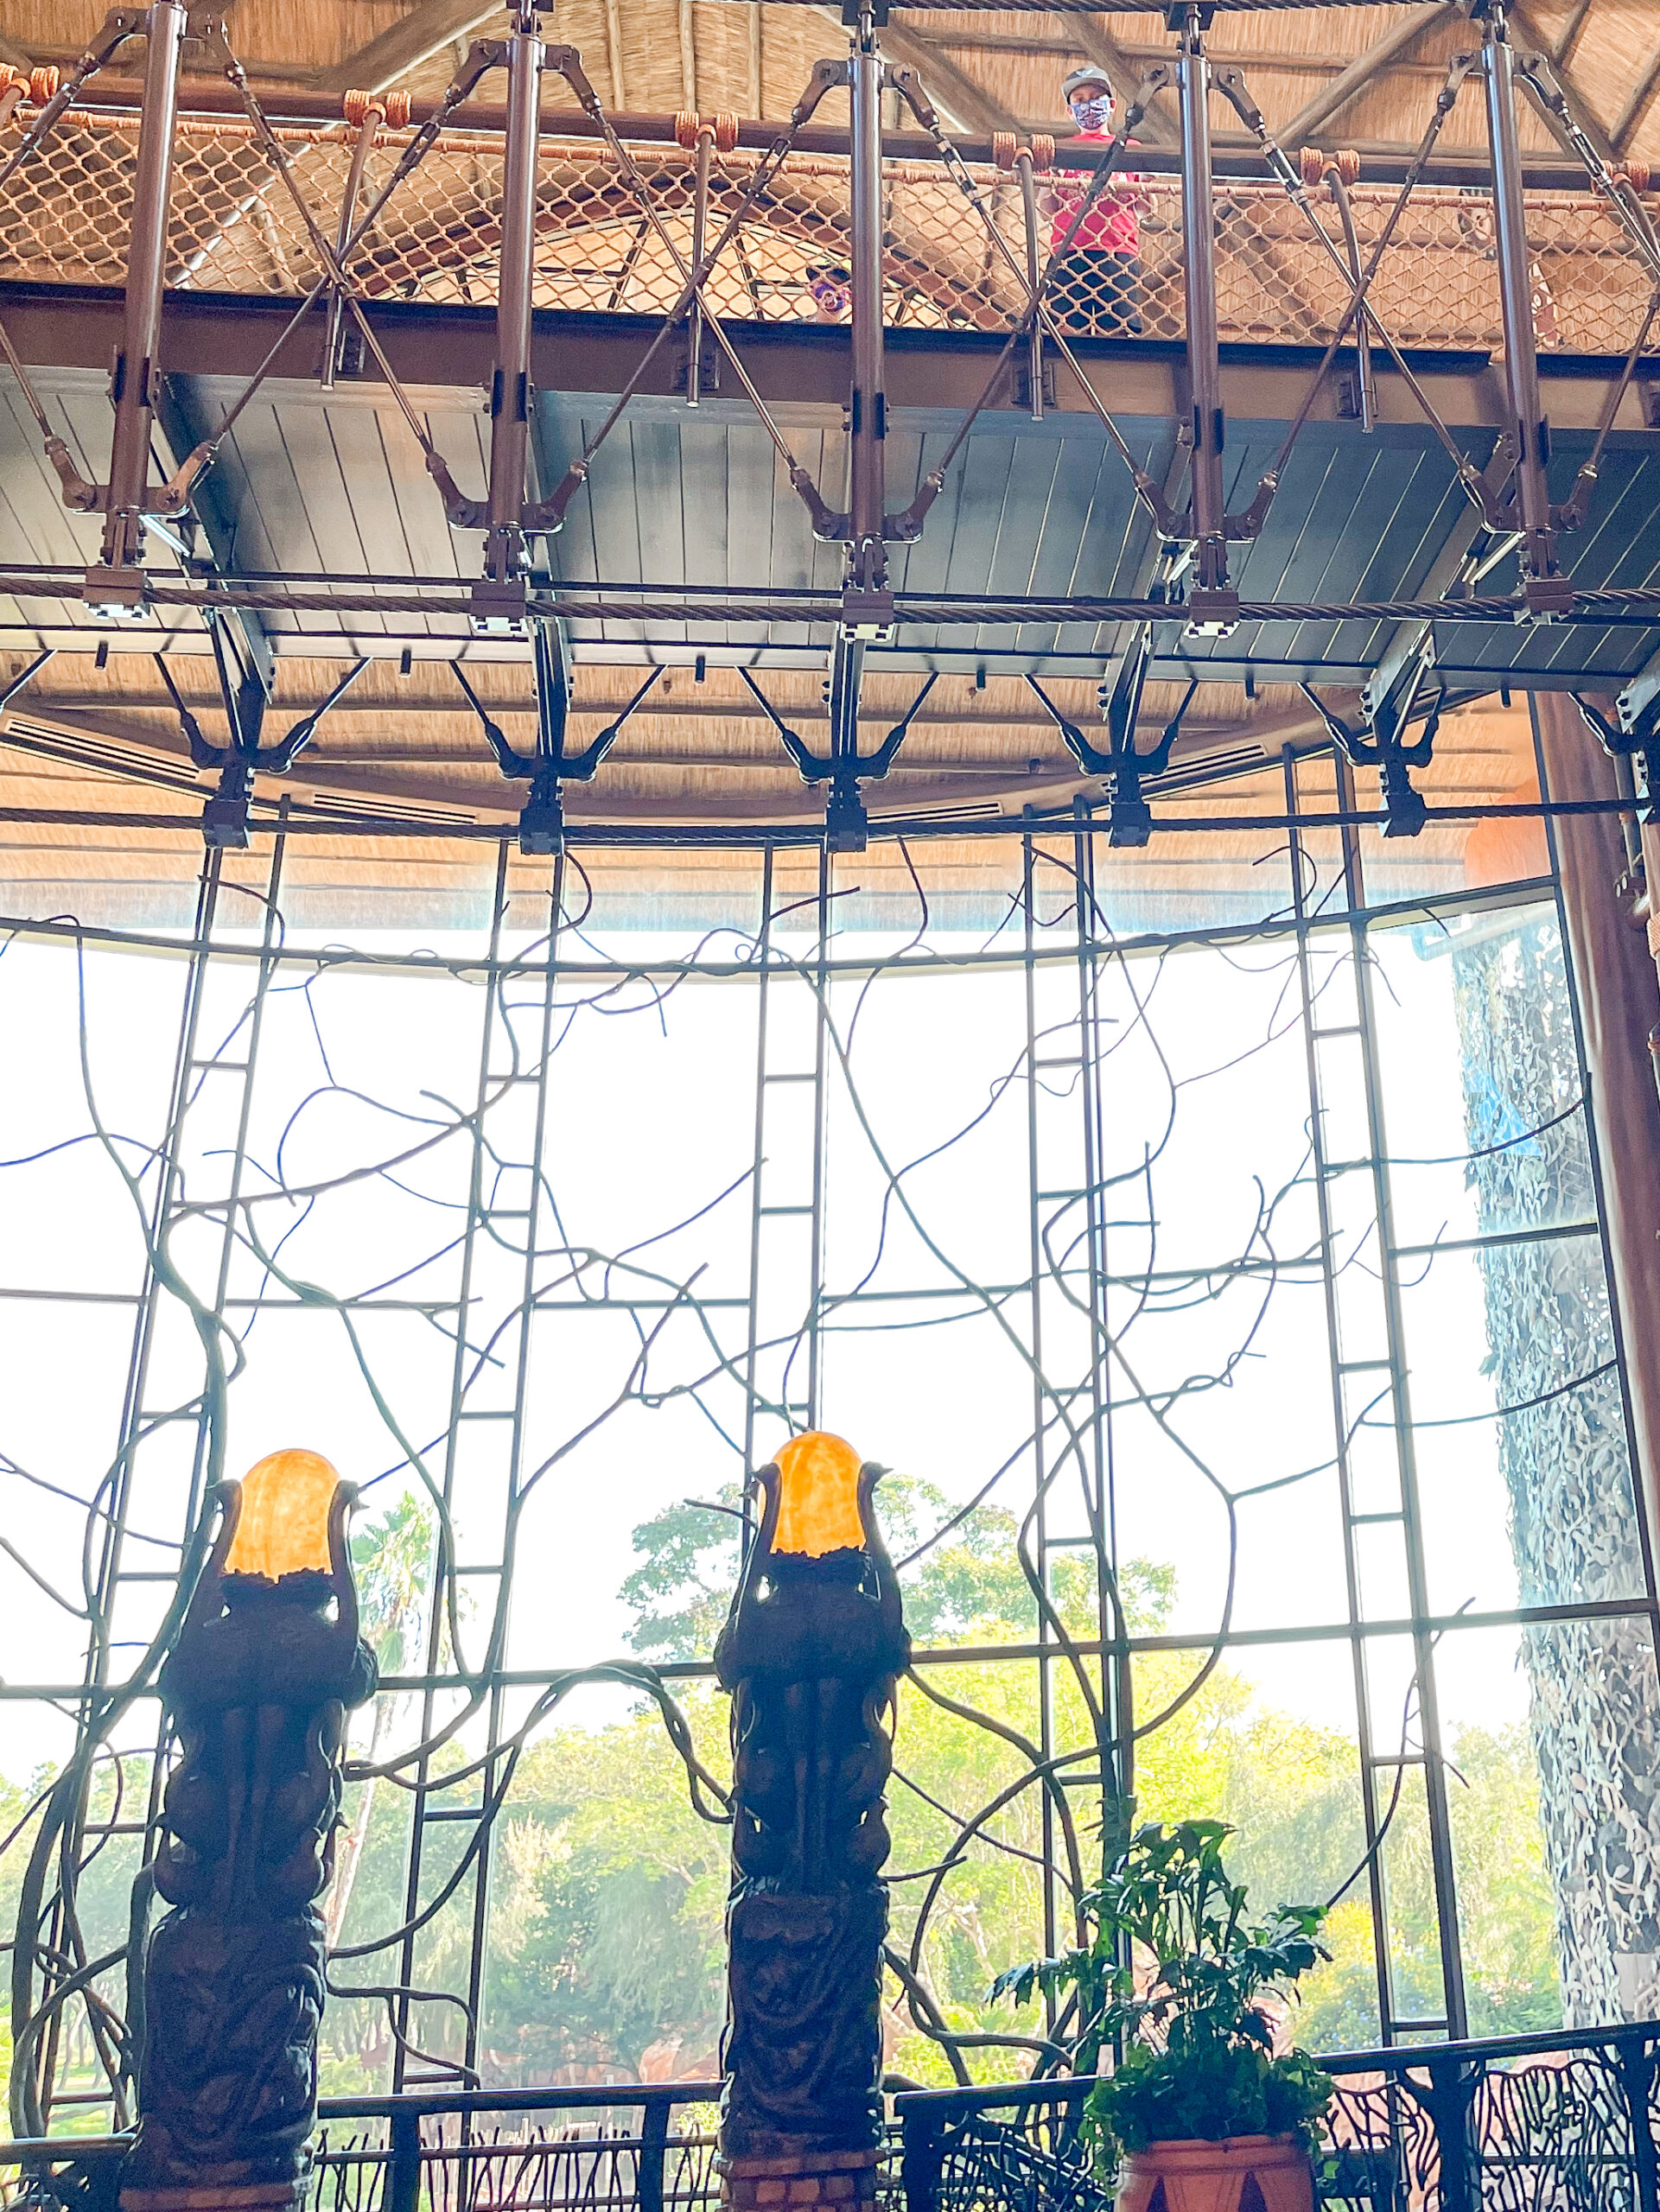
(1173, 0, 1226, 602)
(1014, 147, 1044, 423)
(1620, 2037, 1660, 2212)
(1417, 2051, 1476, 2212)
(387, 2101, 423, 2212)
(483, 1, 544, 589)
(88, 0, 189, 603)
(637, 2095, 670, 2212)
(898, 2100, 945, 2212)
(688, 119, 714, 406)
(847, 0, 887, 597)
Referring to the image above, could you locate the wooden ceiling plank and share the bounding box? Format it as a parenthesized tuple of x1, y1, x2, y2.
(1509, 1, 1619, 164)
(307, 0, 506, 99)
(1612, 43, 1660, 152)
(1555, 0, 1595, 68)
(1276, 0, 1461, 150)
(823, 10, 1022, 134)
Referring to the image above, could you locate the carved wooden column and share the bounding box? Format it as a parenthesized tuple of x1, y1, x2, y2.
(120, 1452, 377, 2212)
(714, 1433, 909, 2212)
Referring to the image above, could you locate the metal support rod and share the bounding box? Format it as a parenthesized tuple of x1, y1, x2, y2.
(321, 99, 384, 391)
(847, 7, 887, 591)
(1175, 3, 1226, 594)
(1015, 148, 1045, 423)
(688, 121, 713, 406)
(1481, 1, 1556, 583)
(485, 6, 544, 586)
(101, 0, 188, 573)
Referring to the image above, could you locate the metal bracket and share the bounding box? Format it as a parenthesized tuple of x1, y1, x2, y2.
(739, 664, 936, 851)
(0, 648, 55, 715)
(159, 648, 368, 847)
(454, 633, 655, 853)
(1023, 639, 1190, 847)
(1575, 690, 1660, 824)
(1301, 645, 1443, 837)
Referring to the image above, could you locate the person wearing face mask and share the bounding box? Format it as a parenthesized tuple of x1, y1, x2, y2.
(804, 260, 852, 322)
(1048, 67, 1146, 336)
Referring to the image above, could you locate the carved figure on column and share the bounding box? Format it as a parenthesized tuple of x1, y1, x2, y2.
(715, 1432, 909, 2212)
(121, 1451, 377, 2212)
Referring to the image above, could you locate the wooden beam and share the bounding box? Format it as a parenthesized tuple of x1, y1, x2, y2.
(1066, 17, 1180, 148)
(307, 0, 505, 98)
(1277, 0, 1460, 149)
(1510, 1, 1619, 164)
(1612, 41, 1660, 152)
(605, 0, 626, 107)
(678, 0, 696, 110)
(1555, 0, 1594, 68)
(849, 16, 1022, 135)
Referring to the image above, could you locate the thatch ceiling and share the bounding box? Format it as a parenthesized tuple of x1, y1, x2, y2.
(7, 0, 1659, 161)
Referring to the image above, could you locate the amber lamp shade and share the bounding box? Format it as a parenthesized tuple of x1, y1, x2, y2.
(770, 1431, 866, 1558)
(222, 1448, 340, 1580)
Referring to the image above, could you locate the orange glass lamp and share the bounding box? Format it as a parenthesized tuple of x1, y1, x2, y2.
(768, 1430, 868, 1558)
(222, 1446, 341, 1580)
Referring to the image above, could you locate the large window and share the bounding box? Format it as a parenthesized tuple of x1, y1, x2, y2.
(3, 772, 1655, 2127)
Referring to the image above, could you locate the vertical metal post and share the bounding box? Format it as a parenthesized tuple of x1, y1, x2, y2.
(387, 2102, 422, 2212)
(1480, 1, 1560, 595)
(321, 99, 384, 390)
(688, 121, 713, 408)
(101, 0, 188, 574)
(847, 4, 887, 593)
(1283, 748, 1396, 2041)
(1338, 752, 1470, 2041)
(1021, 830, 1059, 1992)
(1016, 149, 1045, 423)
(1174, 3, 1227, 595)
(485, 4, 544, 587)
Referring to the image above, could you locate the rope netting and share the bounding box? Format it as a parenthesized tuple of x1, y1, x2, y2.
(0, 109, 1650, 357)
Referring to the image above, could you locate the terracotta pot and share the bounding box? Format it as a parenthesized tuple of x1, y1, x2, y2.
(1113, 2133, 1313, 2212)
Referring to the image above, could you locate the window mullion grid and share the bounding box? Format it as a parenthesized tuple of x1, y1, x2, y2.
(1072, 820, 1123, 1806)
(1339, 753, 1471, 2043)
(1287, 747, 1399, 2050)
(396, 842, 515, 2095)
(1020, 832, 1060, 2004)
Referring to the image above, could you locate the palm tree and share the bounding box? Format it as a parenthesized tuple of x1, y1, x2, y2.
(326, 1496, 434, 1948)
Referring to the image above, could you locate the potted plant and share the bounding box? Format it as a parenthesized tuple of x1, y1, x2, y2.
(992, 1817, 1333, 2212)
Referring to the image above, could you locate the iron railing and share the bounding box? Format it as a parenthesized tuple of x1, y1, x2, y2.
(12, 2023, 1660, 2212)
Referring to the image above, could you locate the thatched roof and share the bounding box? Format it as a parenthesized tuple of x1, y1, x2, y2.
(10, 0, 1660, 160)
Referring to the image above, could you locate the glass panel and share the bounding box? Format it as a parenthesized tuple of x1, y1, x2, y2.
(3, 849, 1654, 2113)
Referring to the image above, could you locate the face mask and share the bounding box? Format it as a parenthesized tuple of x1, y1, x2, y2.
(1070, 95, 1113, 133)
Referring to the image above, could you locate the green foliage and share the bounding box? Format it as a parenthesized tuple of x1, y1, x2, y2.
(620, 1472, 1176, 1662)
(994, 1819, 1333, 2173)
(350, 1495, 436, 1674)
(1088, 2037, 1333, 2158)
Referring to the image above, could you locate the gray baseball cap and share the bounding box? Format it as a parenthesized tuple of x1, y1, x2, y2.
(1062, 66, 1113, 100)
